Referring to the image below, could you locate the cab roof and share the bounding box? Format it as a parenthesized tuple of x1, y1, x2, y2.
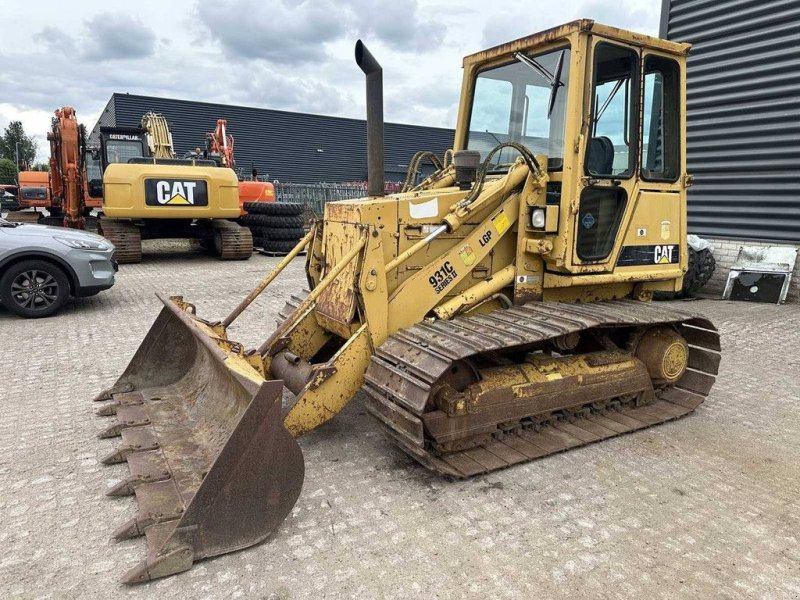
(463, 19, 690, 67)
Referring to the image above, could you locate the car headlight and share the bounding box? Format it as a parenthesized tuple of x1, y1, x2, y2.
(530, 208, 546, 229)
(54, 236, 110, 251)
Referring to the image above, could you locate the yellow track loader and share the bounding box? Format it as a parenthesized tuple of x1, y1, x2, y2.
(94, 20, 720, 583)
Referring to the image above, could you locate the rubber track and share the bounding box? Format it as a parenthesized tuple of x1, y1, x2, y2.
(100, 219, 142, 264)
(362, 300, 720, 478)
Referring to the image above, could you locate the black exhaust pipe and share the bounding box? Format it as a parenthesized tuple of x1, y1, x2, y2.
(355, 40, 384, 197)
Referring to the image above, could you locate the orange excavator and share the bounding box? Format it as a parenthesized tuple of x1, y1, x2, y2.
(9, 107, 93, 228)
(49, 107, 86, 229)
(202, 118, 275, 214)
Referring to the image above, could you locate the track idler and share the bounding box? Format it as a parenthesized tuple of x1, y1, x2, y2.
(94, 293, 304, 583)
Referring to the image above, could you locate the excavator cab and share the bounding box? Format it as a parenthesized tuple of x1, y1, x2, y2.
(94, 21, 719, 583)
(98, 126, 149, 170)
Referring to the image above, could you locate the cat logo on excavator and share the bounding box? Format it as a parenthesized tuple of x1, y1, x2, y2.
(144, 178, 208, 206)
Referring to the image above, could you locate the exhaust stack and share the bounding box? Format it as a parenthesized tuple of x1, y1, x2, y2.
(355, 40, 384, 197)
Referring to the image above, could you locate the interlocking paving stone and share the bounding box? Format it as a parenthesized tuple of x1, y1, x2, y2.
(0, 241, 798, 599)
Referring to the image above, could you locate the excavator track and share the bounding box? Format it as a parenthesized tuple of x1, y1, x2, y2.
(213, 220, 253, 260)
(5, 210, 41, 224)
(100, 219, 142, 264)
(363, 300, 720, 478)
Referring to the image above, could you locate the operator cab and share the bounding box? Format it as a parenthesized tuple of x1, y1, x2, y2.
(99, 127, 149, 171)
(458, 20, 687, 275)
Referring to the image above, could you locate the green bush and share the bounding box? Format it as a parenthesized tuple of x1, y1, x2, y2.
(0, 158, 17, 185)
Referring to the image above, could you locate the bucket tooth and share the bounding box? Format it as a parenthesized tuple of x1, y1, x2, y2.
(95, 402, 120, 417)
(102, 427, 159, 464)
(106, 472, 170, 497)
(113, 516, 148, 540)
(113, 511, 182, 540)
(114, 479, 185, 539)
(102, 446, 136, 465)
(94, 382, 135, 402)
(98, 422, 126, 439)
(106, 477, 139, 497)
(120, 546, 194, 585)
(95, 392, 145, 416)
(98, 407, 150, 438)
(107, 450, 171, 496)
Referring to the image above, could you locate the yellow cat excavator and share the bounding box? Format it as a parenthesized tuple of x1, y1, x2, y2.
(94, 21, 720, 583)
(98, 112, 253, 263)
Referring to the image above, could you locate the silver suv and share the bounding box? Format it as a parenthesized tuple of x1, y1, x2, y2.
(0, 217, 117, 317)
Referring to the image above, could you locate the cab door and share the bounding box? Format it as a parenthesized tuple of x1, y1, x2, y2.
(614, 51, 685, 277)
(572, 38, 641, 271)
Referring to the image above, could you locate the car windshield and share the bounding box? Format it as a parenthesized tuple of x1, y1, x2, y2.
(466, 46, 571, 170)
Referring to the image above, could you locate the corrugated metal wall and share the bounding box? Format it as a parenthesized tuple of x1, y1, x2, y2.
(661, 0, 800, 243)
(89, 94, 455, 185)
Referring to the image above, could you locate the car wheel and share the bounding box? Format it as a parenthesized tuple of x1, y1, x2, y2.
(0, 260, 70, 318)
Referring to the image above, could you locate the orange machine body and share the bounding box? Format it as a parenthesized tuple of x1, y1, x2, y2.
(17, 171, 51, 208)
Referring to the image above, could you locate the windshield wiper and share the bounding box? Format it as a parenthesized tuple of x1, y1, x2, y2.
(514, 50, 566, 118)
(595, 78, 624, 123)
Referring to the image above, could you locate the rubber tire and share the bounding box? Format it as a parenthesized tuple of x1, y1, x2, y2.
(243, 202, 303, 216)
(681, 246, 716, 297)
(252, 227, 304, 241)
(242, 214, 305, 229)
(258, 239, 298, 254)
(0, 259, 70, 318)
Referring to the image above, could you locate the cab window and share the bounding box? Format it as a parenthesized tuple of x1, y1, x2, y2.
(642, 55, 681, 182)
(467, 46, 571, 171)
(586, 43, 639, 178)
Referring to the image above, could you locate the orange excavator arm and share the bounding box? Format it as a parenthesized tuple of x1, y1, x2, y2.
(47, 107, 86, 229)
(207, 118, 235, 169)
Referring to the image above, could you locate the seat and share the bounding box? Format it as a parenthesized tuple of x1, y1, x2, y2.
(587, 136, 615, 175)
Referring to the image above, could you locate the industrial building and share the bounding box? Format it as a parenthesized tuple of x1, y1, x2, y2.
(661, 0, 800, 298)
(89, 93, 455, 184)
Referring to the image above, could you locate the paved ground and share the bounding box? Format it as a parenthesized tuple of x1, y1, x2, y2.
(1, 241, 798, 600)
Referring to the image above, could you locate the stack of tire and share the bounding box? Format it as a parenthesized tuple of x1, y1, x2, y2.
(242, 202, 306, 255)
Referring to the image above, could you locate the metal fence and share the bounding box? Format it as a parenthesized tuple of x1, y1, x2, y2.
(273, 182, 404, 216)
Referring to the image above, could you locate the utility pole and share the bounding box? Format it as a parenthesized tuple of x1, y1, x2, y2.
(14, 141, 20, 182)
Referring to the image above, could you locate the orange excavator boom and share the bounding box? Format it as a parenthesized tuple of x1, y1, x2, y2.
(47, 107, 86, 229)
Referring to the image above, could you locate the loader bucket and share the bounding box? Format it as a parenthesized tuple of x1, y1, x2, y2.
(94, 294, 304, 584)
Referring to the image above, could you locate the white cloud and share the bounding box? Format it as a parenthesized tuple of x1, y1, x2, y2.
(0, 0, 664, 163)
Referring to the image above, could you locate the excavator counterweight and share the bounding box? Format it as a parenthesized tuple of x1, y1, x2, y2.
(94, 20, 720, 583)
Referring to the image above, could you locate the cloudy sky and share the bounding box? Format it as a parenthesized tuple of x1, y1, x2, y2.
(0, 0, 661, 161)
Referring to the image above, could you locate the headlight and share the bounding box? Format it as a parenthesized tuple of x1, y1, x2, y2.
(54, 236, 110, 251)
(530, 208, 546, 229)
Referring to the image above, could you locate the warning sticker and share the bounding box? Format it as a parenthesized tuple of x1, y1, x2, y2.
(458, 243, 476, 266)
(492, 210, 510, 235)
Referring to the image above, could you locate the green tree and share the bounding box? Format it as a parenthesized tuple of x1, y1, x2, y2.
(0, 158, 17, 184)
(32, 162, 50, 172)
(0, 121, 37, 168)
